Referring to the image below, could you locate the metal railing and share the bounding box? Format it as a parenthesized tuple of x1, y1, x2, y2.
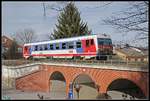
(2, 58, 148, 68)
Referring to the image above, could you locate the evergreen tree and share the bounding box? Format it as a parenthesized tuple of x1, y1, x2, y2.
(50, 2, 91, 39)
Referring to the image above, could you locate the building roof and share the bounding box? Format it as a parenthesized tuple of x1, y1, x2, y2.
(2, 35, 22, 48)
(115, 47, 147, 57)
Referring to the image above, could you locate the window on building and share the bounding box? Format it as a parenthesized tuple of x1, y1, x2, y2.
(62, 43, 66, 49)
(86, 40, 90, 47)
(18, 48, 22, 52)
(141, 58, 144, 61)
(128, 58, 130, 61)
(5, 48, 8, 51)
(76, 41, 81, 48)
(2, 38, 7, 43)
(68, 42, 74, 49)
(50, 44, 53, 50)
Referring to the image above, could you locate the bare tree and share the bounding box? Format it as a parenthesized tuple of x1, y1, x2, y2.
(103, 1, 148, 41)
(14, 28, 36, 45)
(42, 1, 112, 16)
(42, 2, 69, 18)
(4, 39, 20, 59)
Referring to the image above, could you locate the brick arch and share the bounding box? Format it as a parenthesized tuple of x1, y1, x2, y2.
(62, 68, 100, 95)
(66, 69, 84, 83)
(49, 70, 66, 81)
(89, 69, 148, 97)
(106, 77, 138, 90)
(70, 72, 98, 99)
(105, 77, 146, 98)
(106, 77, 144, 92)
(48, 70, 67, 92)
(91, 70, 122, 94)
(71, 73, 96, 84)
(101, 72, 147, 97)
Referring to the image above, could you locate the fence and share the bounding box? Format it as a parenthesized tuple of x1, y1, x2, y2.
(2, 58, 148, 68)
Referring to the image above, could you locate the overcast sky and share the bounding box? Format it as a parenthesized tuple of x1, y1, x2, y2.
(2, 1, 148, 47)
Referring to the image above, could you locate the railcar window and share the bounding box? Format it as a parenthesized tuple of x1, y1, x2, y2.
(40, 45, 43, 51)
(91, 39, 94, 45)
(56, 43, 59, 49)
(24, 47, 28, 51)
(86, 40, 90, 47)
(105, 40, 109, 45)
(62, 43, 66, 49)
(35, 45, 38, 51)
(98, 38, 104, 45)
(76, 41, 81, 48)
(98, 38, 112, 45)
(100, 41, 104, 45)
(50, 44, 53, 50)
(44, 44, 48, 50)
(107, 39, 112, 45)
(68, 42, 74, 49)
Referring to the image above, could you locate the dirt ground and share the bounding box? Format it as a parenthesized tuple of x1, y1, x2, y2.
(2, 89, 66, 100)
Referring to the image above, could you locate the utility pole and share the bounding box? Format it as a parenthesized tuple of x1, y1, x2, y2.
(42, 3, 46, 17)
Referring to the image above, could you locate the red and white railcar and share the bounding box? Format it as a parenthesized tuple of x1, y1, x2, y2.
(23, 34, 113, 59)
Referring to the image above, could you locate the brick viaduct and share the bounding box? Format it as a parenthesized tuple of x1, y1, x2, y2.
(15, 63, 149, 98)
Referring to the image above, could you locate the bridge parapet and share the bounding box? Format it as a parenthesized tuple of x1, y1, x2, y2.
(41, 62, 148, 72)
(2, 59, 148, 79)
(2, 61, 148, 74)
(2, 64, 40, 78)
(2, 59, 148, 68)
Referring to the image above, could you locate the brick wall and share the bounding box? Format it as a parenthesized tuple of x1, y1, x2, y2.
(15, 64, 149, 97)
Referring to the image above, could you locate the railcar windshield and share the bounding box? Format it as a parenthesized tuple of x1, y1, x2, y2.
(98, 38, 112, 45)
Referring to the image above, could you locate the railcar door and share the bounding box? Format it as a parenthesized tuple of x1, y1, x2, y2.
(23, 46, 31, 59)
(82, 39, 96, 53)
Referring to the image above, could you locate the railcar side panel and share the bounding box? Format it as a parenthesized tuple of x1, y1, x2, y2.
(81, 39, 96, 53)
(23, 34, 113, 59)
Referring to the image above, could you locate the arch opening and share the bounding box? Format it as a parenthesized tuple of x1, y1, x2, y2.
(49, 71, 66, 99)
(72, 74, 98, 99)
(107, 78, 146, 100)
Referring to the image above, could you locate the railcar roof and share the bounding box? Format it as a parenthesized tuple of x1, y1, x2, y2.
(24, 34, 111, 46)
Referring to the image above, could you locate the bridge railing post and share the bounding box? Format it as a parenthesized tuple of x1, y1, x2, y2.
(135, 61, 138, 68)
(126, 59, 128, 66)
(110, 60, 112, 65)
(104, 61, 105, 65)
(7, 68, 9, 88)
(119, 59, 120, 65)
